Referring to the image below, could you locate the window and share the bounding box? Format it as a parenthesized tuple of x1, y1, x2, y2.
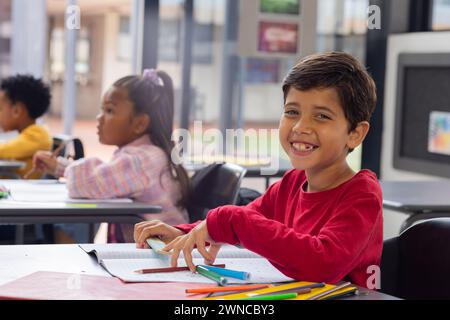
(117, 16, 131, 61)
(432, 0, 450, 30)
(316, 0, 369, 170)
(158, 14, 213, 64)
(316, 0, 368, 63)
(0, 0, 12, 77)
(49, 27, 91, 84)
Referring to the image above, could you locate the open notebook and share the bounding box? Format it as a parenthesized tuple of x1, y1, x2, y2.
(79, 243, 293, 284)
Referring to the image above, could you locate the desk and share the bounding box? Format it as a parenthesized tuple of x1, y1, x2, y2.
(381, 180, 450, 232)
(0, 180, 161, 243)
(184, 158, 292, 189)
(0, 244, 399, 300)
(0, 160, 25, 179)
(0, 160, 25, 170)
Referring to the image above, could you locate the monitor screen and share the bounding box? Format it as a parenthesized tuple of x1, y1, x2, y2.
(393, 53, 450, 178)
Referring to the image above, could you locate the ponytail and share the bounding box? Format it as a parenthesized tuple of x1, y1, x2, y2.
(114, 70, 191, 209)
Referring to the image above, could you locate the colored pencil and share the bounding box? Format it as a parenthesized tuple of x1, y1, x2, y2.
(199, 264, 250, 280)
(146, 237, 168, 255)
(134, 264, 225, 274)
(0, 191, 10, 199)
(239, 292, 298, 300)
(196, 265, 228, 286)
(306, 281, 352, 300)
(247, 288, 312, 297)
(185, 284, 271, 294)
(254, 282, 326, 296)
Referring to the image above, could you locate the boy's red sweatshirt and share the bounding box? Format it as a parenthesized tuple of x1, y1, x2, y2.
(177, 169, 383, 288)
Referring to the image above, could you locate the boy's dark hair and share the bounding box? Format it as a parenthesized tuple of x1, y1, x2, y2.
(114, 71, 190, 209)
(0, 74, 51, 119)
(282, 51, 377, 133)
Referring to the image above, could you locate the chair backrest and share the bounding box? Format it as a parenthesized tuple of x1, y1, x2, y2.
(187, 163, 247, 223)
(381, 218, 450, 299)
(52, 134, 84, 160)
(42, 135, 85, 179)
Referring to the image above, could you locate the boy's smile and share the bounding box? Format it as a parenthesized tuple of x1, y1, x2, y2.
(290, 140, 319, 155)
(279, 87, 355, 177)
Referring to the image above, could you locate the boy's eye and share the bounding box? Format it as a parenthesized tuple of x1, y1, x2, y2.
(284, 109, 298, 116)
(316, 113, 331, 120)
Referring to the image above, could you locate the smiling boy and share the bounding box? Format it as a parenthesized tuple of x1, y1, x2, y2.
(134, 52, 383, 288)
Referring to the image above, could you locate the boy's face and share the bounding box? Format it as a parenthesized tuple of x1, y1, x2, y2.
(279, 87, 358, 172)
(0, 91, 18, 132)
(96, 87, 149, 147)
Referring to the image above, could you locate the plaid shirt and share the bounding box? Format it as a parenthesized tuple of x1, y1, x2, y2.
(55, 135, 188, 236)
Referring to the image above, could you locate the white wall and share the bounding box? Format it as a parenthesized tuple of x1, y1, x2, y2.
(381, 32, 450, 239)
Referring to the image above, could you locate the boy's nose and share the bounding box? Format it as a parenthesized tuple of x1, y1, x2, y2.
(292, 117, 313, 134)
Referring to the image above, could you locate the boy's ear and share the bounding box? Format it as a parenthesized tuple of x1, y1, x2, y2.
(347, 121, 370, 150)
(133, 113, 150, 135)
(11, 102, 26, 118)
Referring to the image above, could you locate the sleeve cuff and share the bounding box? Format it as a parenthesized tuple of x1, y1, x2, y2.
(206, 209, 225, 243)
(175, 220, 202, 234)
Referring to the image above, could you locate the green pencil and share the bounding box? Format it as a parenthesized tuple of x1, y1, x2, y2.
(239, 292, 298, 300)
(196, 265, 228, 286)
(0, 191, 10, 199)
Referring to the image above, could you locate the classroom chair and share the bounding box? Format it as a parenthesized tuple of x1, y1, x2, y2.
(40, 135, 85, 243)
(40, 135, 84, 181)
(187, 163, 246, 223)
(380, 218, 450, 299)
(52, 134, 85, 160)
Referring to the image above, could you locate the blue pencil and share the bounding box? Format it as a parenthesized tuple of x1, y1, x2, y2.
(200, 265, 250, 280)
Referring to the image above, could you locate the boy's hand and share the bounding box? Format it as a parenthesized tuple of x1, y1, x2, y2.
(162, 220, 221, 272)
(134, 220, 185, 249)
(32, 151, 58, 173)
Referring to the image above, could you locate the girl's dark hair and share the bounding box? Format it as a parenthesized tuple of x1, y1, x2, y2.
(113, 70, 190, 209)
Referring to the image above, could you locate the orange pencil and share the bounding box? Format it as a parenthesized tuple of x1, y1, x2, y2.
(185, 284, 272, 294)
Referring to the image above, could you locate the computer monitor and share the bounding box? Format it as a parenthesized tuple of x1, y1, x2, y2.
(393, 53, 450, 178)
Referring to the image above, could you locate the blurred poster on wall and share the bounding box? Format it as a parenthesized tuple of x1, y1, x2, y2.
(260, 0, 300, 15)
(238, 0, 315, 58)
(245, 57, 280, 83)
(258, 21, 298, 54)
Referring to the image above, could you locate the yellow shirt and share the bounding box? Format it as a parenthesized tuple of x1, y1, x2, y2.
(0, 124, 52, 179)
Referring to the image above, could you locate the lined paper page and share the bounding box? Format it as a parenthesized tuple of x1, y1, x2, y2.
(79, 244, 262, 261)
(101, 258, 293, 284)
(80, 244, 156, 261)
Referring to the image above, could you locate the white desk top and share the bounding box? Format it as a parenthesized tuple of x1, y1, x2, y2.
(0, 180, 161, 225)
(0, 244, 400, 300)
(0, 244, 109, 286)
